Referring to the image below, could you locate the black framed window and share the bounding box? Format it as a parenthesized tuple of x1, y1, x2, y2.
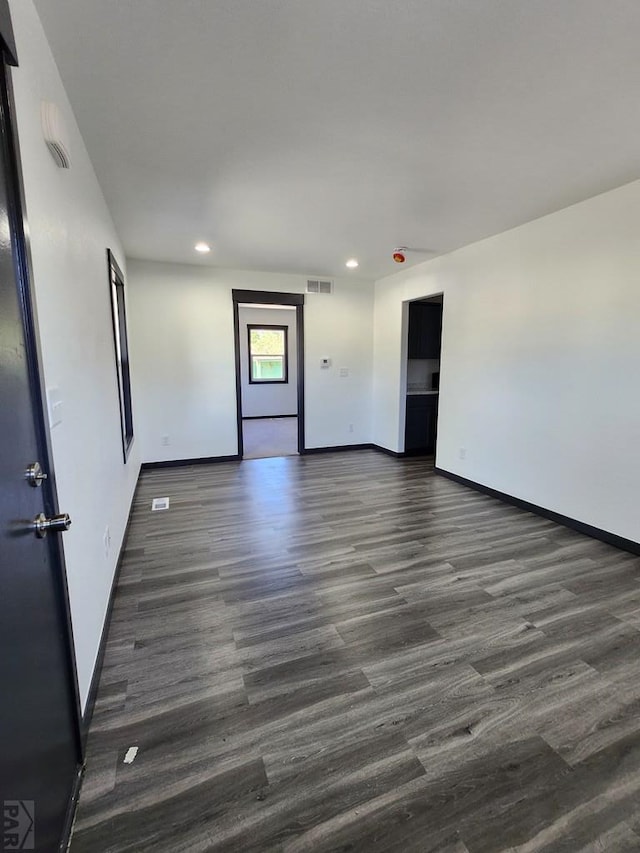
(247, 324, 288, 384)
(107, 249, 134, 461)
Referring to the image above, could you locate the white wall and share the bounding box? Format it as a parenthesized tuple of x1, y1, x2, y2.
(11, 0, 140, 710)
(373, 179, 640, 544)
(238, 306, 298, 417)
(127, 261, 374, 461)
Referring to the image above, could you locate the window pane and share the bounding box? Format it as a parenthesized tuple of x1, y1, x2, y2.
(250, 328, 285, 356)
(247, 325, 288, 383)
(108, 250, 134, 461)
(115, 285, 134, 442)
(252, 355, 284, 380)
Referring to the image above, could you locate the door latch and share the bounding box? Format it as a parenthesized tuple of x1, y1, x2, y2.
(33, 512, 71, 538)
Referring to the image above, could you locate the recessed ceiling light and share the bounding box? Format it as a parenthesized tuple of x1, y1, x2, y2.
(194, 242, 211, 253)
(345, 258, 359, 269)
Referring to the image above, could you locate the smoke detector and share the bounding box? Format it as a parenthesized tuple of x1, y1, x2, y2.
(41, 102, 71, 169)
(392, 246, 438, 264)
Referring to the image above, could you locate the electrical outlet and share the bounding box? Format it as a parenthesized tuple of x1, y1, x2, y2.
(459, 447, 467, 460)
(161, 434, 170, 446)
(348, 423, 354, 433)
(103, 525, 111, 559)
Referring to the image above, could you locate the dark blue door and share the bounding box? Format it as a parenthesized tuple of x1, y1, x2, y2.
(0, 55, 82, 853)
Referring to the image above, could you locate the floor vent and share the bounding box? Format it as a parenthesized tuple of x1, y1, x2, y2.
(151, 497, 170, 511)
(306, 279, 333, 294)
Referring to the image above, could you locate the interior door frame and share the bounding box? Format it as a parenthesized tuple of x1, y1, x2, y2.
(232, 289, 305, 457)
(401, 292, 445, 458)
(0, 4, 84, 839)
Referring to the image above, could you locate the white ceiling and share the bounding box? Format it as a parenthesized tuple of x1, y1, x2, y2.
(32, 0, 640, 279)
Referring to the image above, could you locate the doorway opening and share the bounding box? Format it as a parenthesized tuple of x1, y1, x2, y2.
(403, 293, 443, 458)
(232, 290, 305, 459)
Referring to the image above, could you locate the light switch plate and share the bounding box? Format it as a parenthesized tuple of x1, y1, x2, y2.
(47, 386, 63, 428)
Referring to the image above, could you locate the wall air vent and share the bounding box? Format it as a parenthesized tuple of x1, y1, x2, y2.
(306, 279, 333, 294)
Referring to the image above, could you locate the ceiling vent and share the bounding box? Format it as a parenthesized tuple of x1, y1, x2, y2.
(41, 101, 71, 169)
(306, 279, 333, 294)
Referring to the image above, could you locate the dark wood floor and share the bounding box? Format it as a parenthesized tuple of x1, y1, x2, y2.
(71, 451, 640, 852)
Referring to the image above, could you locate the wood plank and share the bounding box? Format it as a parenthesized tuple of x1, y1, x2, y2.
(71, 452, 640, 852)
